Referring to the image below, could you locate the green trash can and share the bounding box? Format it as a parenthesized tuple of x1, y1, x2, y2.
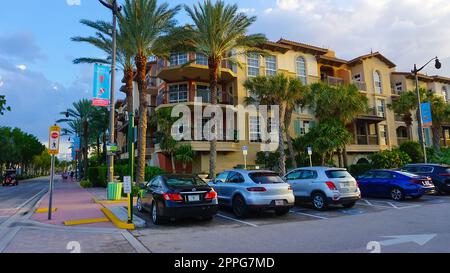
(107, 182, 123, 200)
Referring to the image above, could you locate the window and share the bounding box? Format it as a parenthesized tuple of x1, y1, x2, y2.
(373, 70, 382, 93)
(294, 120, 310, 136)
(168, 84, 188, 103)
(227, 172, 245, 183)
(249, 172, 284, 184)
(215, 172, 229, 183)
(376, 99, 385, 117)
(395, 82, 403, 92)
(170, 52, 188, 66)
(249, 116, 261, 142)
(286, 171, 301, 180)
(247, 53, 260, 77)
(353, 74, 361, 81)
(373, 171, 393, 179)
(443, 86, 448, 102)
(380, 125, 388, 146)
(397, 126, 408, 138)
(325, 170, 352, 179)
(296, 57, 307, 84)
(418, 166, 434, 173)
(300, 170, 318, 179)
(195, 84, 210, 103)
(196, 53, 208, 66)
(265, 55, 277, 76)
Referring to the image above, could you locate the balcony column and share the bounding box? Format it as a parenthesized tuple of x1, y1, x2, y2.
(189, 80, 195, 102)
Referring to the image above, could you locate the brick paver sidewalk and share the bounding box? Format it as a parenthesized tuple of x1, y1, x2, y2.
(31, 179, 115, 228)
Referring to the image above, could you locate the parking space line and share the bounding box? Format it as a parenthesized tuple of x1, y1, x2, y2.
(397, 204, 421, 209)
(357, 202, 393, 209)
(363, 199, 373, 206)
(387, 202, 399, 209)
(216, 214, 259, 227)
(289, 210, 329, 220)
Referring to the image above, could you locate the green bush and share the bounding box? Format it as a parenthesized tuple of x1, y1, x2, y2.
(80, 180, 93, 188)
(369, 149, 411, 169)
(399, 141, 423, 163)
(87, 167, 100, 186)
(97, 166, 108, 187)
(348, 163, 372, 177)
(114, 164, 129, 181)
(144, 166, 165, 181)
(429, 147, 450, 165)
(87, 166, 108, 188)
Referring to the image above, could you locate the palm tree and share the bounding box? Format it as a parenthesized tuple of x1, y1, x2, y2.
(183, 0, 267, 179)
(175, 144, 196, 174)
(307, 82, 369, 167)
(388, 91, 416, 139)
(57, 99, 95, 179)
(71, 19, 136, 118)
(244, 74, 300, 175)
(119, 0, 180, 183)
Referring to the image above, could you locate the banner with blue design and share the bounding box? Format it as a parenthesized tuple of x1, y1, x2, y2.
(92, 64, 111, 107)
(421, 102, 432, 128)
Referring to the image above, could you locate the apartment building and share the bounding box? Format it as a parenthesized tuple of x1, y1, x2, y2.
(115, 38, 450, 174)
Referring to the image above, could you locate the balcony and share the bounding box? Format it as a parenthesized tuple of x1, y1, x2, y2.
(352, 80, 367, 91)
(322, 76, 344, 86)
(391, 87, 403, 96)
(146, 76, 158, 90)
(356, 135, 379, 145)
(397, 137, 409, 145)
(357, 107, 385, 123)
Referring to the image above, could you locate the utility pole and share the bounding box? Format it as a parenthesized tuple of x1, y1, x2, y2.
(411, 57, 441, 163)
(99, 0, 121, 183)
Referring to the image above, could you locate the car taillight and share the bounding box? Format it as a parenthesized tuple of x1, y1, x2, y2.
(409, 179, 423, 184)
(438, 173, 450, 177)
(247, 187, 267, 192)
(325, 181, 337, 190)
(163, 193, 183, 201)
(204, 190, 217, 200)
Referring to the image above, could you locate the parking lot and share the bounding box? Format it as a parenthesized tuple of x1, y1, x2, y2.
(133, 194, 450, 230)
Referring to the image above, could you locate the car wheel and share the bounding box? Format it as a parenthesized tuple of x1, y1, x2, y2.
(391, 188, 404, 201)
(136, 197, 143, 212)
(151, 201, 165, 225)
(312, 192, 328, 211)
(275, 207, 290, 216)
(232, 195, 249, 218)
(342, 202, 356, 208)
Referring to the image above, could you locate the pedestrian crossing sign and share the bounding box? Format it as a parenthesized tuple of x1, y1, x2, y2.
(48, 125, 61, 155)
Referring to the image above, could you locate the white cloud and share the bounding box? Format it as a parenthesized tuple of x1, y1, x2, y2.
(66, 0, 81, 6)
(264, 8, 273, 14)
(239, 8, 256, 14)
(16, 64, 27, 71)
(0, 76, 3, 88)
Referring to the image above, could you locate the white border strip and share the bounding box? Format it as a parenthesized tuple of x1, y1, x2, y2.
(290, 210, 329, 220)
(216, 214, 258, 227)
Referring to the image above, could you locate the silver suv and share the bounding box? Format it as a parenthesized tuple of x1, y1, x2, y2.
(284, 167, 361, 210)
(209, 170, 295, 218)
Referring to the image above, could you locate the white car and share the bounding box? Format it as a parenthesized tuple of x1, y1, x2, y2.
(284, 167, 361, 210)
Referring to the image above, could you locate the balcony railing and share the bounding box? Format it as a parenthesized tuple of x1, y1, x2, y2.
(352, 80, 367, 91)
(397, 137, 409, 145)
(323, 76, 344, 86)
(195, 89, 210, 103)
(146, 75, 157, 89)
(356, 135, 379, 145)
(391, 87, 403, 96)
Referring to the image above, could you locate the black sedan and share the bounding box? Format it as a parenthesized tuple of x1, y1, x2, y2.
(137, 174, 218, 225)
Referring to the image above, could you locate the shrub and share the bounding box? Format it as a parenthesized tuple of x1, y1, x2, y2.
(87, 167, 100, 187)
(429, 147, 450, 165)
(80, 180, 93, 188)
(348, 163, 372, 177)
(144, 166, 165, 181)
(97, 166, 108, 187)
(256, 151, 280, 171)
(369, 149, 411, 169)
(399, 141, 423, 163)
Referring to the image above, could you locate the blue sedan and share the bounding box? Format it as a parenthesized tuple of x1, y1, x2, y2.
(357, 170, 435, 201)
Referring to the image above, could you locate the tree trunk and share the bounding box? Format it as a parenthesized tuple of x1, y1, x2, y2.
(171, 153, 176, 174)
(432, 125, 441, 151)
(96, 136, 101, 165)
(183, 163, 187, 174)
(343, 146, 348, 168)
(124, 66, 134, 115)
(208, 60, 219, 180)
(83, 120, 88, 179)
(284, 106, 297, 169)
(337, 148, 343, 168)
(278, 102, 287, 176)
(102, 133, 107, 164)
(135, 54, 148, 183)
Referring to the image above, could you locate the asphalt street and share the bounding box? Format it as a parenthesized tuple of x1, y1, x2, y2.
(132, 195, 450, 253)
(0, 177, 49, 211)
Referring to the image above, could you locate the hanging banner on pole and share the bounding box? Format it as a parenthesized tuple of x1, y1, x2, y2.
(421, 102, 433, 128)
(92, 64, 111, 107)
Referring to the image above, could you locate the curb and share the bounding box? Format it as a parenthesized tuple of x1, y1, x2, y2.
(101, 207, 135, 230)
(92, 196, 127, 205)
(64, 217, 110, 226)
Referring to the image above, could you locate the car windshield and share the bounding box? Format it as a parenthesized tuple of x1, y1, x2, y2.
(396, 171, 419, 178)
(249, 172, 284, 184)
(164, 176, 207, 187)
(325, 170, 352, 179)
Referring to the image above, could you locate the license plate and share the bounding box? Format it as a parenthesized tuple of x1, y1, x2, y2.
(187, 195, 200, 202)
(340, 182, 349, 188)
(340, 188, 349, 193)
(275, 200, 284, 206)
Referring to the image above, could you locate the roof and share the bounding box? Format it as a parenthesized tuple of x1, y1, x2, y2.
(348, 52, 396, 68)
(277, 38, 329, 55)
(316, 55, 348, 67)
(391, 72, 434, 82)
(258, 41, 292, 53)
(225, 169, 275, 174)
(291, 166, 346, 171)
(431, 75, 450, 84)
(404, 163, 450, 167)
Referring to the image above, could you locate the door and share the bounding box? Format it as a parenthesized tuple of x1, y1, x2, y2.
(371, 171, 393, 197)
(222, 171, 245, 205)
(297, 170, 318, 197)
(212, 171, 229, 203)
(142, 177, 160, 209)
(285, 170, 302, 197)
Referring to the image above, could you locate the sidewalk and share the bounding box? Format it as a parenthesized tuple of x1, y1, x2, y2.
(31, 180, 115, 228)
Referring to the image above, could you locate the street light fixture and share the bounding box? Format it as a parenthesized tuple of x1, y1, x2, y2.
(411, 56, 441, 163)
(98, 0, 121, 184)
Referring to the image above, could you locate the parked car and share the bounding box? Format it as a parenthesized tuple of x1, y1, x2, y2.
(2, 170, 18, 186)
(357, 169, 435, 201)
(62, 172, 69, 180)
(402, 164, 450, 195)
(284, 167, 360, 211)
(136, 174, 218, 225)
(209, 170, 294, 218)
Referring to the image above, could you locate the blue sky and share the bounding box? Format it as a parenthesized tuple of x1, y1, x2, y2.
(1, 0, 449, 159)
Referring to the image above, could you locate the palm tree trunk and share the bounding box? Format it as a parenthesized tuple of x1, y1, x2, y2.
(278, 102, 287, 176)
(208, 60, 219, 179)
(343, 146, 348, 168)
(124, 67, 134, 115)
(102, 133, 107, 164)
(171, 153, 176, 174)
(135, 54, 148, 183)
(96, 137, 100, 165)
(83, 120, 88, 179)
(284, 106, 297, 168)
(183, 163, 187, 174)
(432, 125, 441, 151)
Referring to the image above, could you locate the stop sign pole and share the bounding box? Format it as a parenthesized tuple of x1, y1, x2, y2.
(48, 125, 61, 220)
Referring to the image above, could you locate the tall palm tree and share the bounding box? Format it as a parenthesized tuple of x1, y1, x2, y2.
(183, 0, 267, 178)
(57, 99, 95, 179)
(388, 91, 416, 139)
(71, 19, 136, 118)
(119, 0, 180, 183)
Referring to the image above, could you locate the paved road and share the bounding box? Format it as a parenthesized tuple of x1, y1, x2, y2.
(0, 177, 49, 212)
(132, 195, 450, 253)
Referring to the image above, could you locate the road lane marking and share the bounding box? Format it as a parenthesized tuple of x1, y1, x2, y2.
(387, 202, 399, 209)
(396, 204, 421, 209)
(14, 188, 47, 210)
(357, 201, 393, 209)
(289, 210, 329, 220)
(363, 199, 373, 206)
(216, 214, 258, 227)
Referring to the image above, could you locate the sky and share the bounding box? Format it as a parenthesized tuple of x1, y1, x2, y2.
(0, 0, 450, 160)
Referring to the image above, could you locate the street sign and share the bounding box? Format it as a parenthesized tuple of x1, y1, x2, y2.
(307, 147, 313, 167)
(48, 125, 61, 155)
(123, 176, 132, 194)
(92, 64, 111, 107)
(307, 147, 312, 155)
(421, 102, 433, 128)
(242, 146, 248, 155)
(107, 143, 118, 155)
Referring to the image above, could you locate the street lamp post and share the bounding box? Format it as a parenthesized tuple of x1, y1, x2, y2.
(412, 57, 441, 163)
(99, 0, 121, 184)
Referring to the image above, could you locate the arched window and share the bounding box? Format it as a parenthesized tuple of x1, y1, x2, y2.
(443, 86, 448, 103)
(373, 70, 382, 94)
(296, 56, 307, 84)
